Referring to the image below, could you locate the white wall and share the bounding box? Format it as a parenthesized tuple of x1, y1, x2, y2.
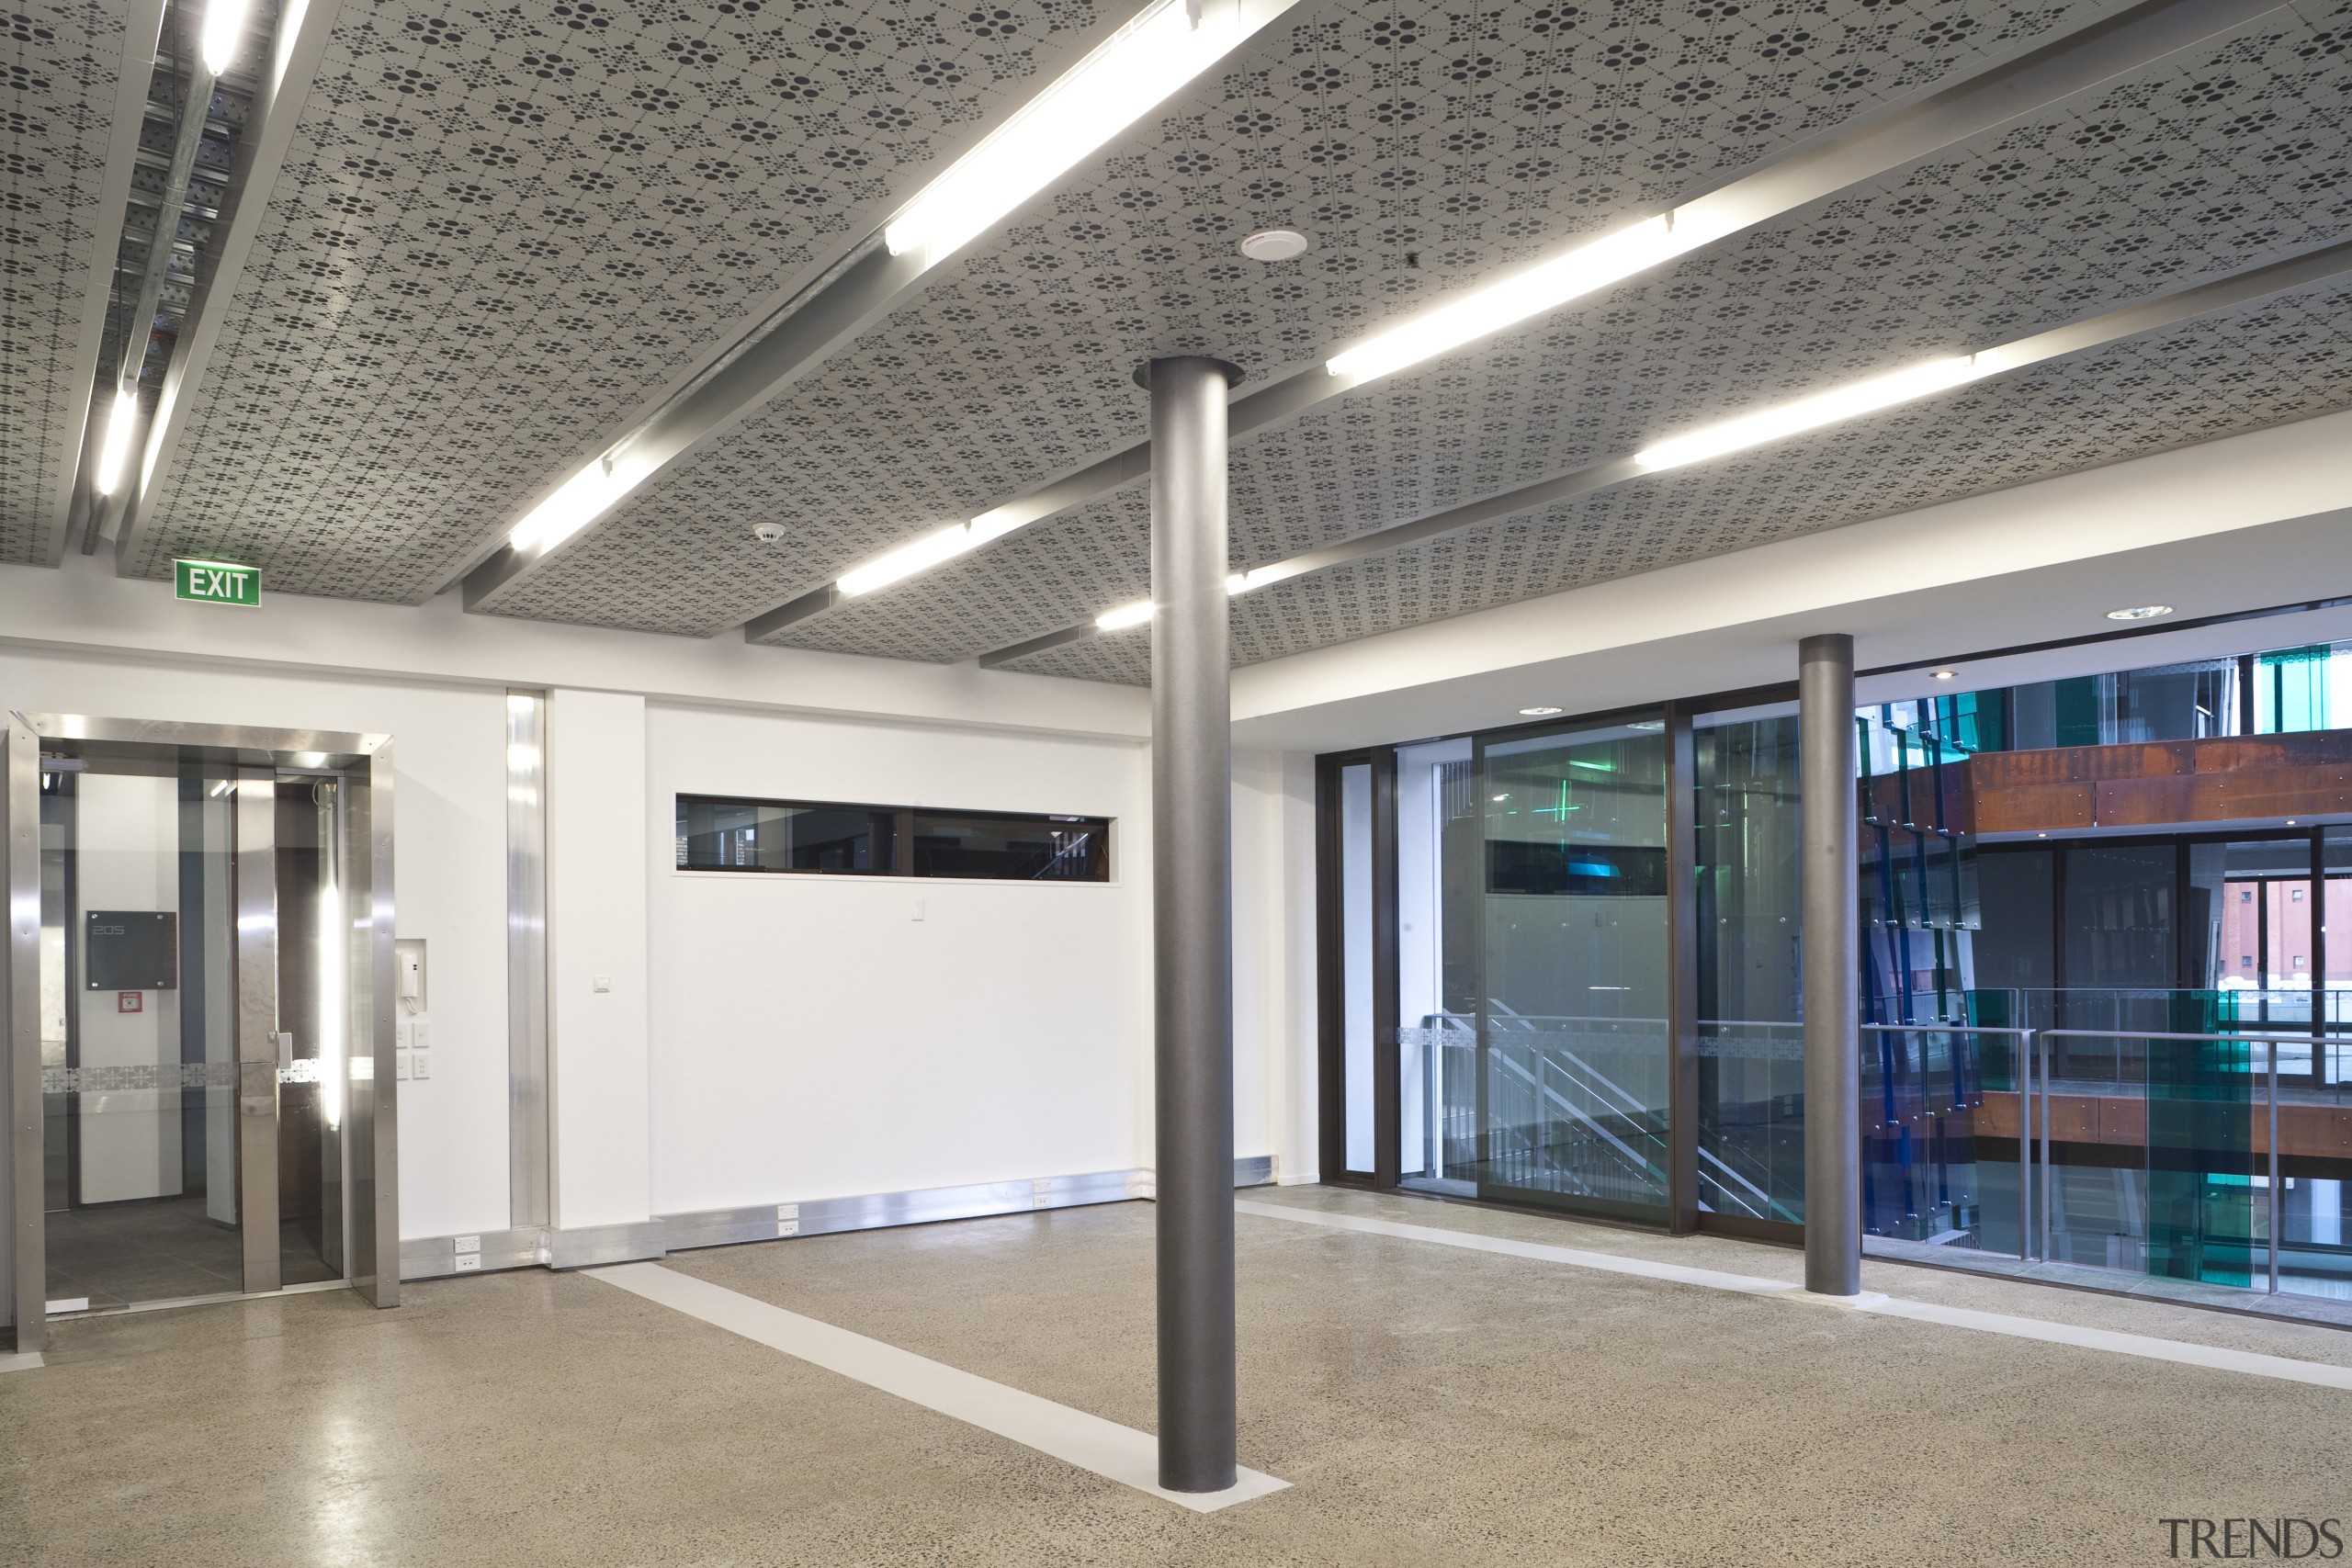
(645, 702, 1154, 1212)
(0, 648, 512, 1240)
(1231, 748, 1318, 1184)
(548, 689, 654, 1228)
(1, 596, 1324, 1251)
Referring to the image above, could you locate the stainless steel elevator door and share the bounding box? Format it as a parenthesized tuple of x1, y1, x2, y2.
(35, 754, 350, 1312)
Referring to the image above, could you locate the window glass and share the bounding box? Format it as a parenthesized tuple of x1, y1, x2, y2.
(1694, 711, 1804, 1224)
(1396, 738, 1476, 1192)
(676, 796, 894, 873)
(675, 796, 1109, 881)
(1339, 762, 1374, 1176)
(910, 812, 1108, 881)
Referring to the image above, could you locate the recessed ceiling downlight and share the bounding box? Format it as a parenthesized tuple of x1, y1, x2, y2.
(1518, 705, 1564, 716)
(2106, 604, 2174, 621)
(1931, 670, 1957, 681)
(1239, 229, 1308, 262)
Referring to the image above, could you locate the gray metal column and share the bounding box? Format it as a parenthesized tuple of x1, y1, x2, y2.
(1147, 355, 1239, 1494)
(1800, 633, 1860, 1296)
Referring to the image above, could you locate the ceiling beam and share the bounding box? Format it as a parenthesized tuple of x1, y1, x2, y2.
(978, 235, 2352, 670)
(752, 0, 2294, 646)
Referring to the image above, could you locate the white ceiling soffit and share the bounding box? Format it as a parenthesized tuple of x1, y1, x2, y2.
(0, 0, 163, 565)
(456, 0, 2161, 631)
(117, 0, 1154, 600)
(1220, 405, 2352, 752)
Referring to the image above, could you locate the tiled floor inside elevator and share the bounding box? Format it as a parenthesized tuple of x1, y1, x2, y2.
(6, 1187, 2351, 1566)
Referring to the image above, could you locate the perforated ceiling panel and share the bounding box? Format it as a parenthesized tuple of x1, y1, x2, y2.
(1, 0, 128, 563)
(469, 0, 2128, 631)
(997, 276, 2352, 682)
(122, 0, 1123, 597)
(759, 0, 2352, 669)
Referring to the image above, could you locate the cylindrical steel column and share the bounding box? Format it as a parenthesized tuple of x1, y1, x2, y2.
(1800, 632, 1860, 1296)
(1147, 355, 1238, 1494)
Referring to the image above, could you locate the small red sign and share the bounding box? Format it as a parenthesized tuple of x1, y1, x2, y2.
(117, 992, 141, 1013)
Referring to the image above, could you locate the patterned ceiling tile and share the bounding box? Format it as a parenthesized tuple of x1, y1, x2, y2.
(126, 0, 1123, 597)
(998, 276, 2352, 682)
(476, 0, 2132, 632)
(761, 0, 2352, 665)
(1, 0, 128, 563)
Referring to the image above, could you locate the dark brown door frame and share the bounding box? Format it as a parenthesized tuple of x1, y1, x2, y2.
(1313, 753, 1356, 1185)
(1367, 748, 1402, 1190)
(1320, 695, 1800, 1244)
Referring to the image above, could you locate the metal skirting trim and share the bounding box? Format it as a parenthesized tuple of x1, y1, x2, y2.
(400, 1156, 1277, 1281)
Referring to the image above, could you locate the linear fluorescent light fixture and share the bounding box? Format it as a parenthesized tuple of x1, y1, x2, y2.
(1092, 571, 1264, 631)
(1326, 209, 1736, 384)
(884, 0, 1251, 267)
(94, 388, 139, 497)
(201, 0, 250, 73)
(833, 503, 1028, 596)
(1095, 599, 1155, 631)
(505, 451, 654, 556)
(1633, 355, 1989, 472)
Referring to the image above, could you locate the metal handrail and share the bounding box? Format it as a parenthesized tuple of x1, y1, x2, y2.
(2037, 1029, 2308, 1292)
(1867, 1023, 2037, 1260)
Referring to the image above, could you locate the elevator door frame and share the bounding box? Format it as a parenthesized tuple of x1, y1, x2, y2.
(2, 715, 398, 1352)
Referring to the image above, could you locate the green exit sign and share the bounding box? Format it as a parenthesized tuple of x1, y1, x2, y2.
(175, 558, 260, 607)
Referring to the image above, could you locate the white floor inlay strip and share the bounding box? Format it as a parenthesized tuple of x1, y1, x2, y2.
(0, 1351, 42, 1374)
(589, 1261, 1290, 1513)
(1236, 1200, 2352, 1393)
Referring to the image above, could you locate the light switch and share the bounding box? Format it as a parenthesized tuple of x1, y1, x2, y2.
(396, 1018, 413, 1052)
(910, 898, 925, 922)
(412, 1050, 431, 1080)
(395, 1051, 411, 1081)
(592, 974, 612, 993)
(413, 1018, 432, 1051)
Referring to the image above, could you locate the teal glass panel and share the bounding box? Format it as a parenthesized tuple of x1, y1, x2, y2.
(2145, 1032, 2257, 1287)
(2256, 645, 2330, 734)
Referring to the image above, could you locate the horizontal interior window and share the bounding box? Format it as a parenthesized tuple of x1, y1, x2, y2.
(674, 795, 1110, 882)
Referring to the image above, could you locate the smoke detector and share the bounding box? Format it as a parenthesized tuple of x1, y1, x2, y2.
(1239, 229, 1308, 262)
(752, 521, 787, 545)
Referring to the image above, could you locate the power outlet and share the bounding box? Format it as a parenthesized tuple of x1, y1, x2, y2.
(453, 1253, 481, 1273)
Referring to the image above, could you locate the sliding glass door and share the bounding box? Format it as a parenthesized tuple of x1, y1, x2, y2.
(1333, 705, 1812, 1232)
(1472, 718, 1672, 1220)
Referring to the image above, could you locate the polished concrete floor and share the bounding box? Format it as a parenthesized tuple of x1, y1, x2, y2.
(6, 1187, 2352, 1566)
